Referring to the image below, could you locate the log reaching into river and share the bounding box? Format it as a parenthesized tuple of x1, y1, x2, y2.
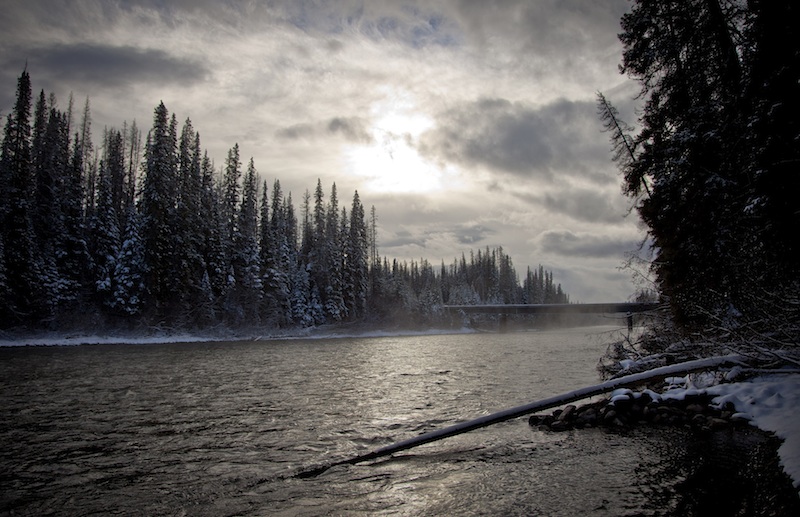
(291, 354, 745, 478)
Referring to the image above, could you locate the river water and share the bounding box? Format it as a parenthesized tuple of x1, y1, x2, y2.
(0, 326, 784, 515)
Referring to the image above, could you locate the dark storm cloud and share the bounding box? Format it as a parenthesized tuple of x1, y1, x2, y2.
(453, 223, 494, 245)
(381, 230, 427, 249)
(452, 0, 628, 56)
(537, 230, 636, 259)
(418, 97, 610, 182)
(276, 117, 373, 144)
(328, 117, 373, 143)
(514, 188, 628, 224)
(542, 189, 627, 224)
(18, 43, 209, 88)
(380, 222, 494, 252)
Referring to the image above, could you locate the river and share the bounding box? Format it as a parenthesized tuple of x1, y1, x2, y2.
(0, 326, 789, 515)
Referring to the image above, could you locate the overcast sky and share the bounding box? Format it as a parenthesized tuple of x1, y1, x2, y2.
(0, 0, 649, 303)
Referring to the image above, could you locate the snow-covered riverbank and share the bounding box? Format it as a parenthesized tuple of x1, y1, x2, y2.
(0, 326, 477, 348)
(704, 373, 800, 490)
(621, 365, 800, 492)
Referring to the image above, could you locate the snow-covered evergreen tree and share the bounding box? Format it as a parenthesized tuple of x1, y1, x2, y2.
(173, 120, 208, 322)
(0, 69, 46, 326)
(232, 158, 263, 323)
(344, 191, 369, 320)
(139, 103, 179, 319)
(324, 183, 346, 321)
(112, 208, 146, 316)
(91, 150, 122, 312)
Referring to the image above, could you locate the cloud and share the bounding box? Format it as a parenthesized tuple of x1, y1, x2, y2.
(514, 187, 629, 224)
(451, 0, 627, 56)
(537, 230, 638, 259)
(452, 223, 495, 245)
(17, 43, 209, 88)
(276, 116, 373, 144)
(381, 230, 427, 249)
(417, 97, 611, 183)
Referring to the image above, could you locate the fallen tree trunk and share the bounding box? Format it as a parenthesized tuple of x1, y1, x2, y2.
(292, 354, 745, 478)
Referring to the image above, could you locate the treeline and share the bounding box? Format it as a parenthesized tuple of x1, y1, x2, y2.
(599, 0, 799, 337)
(0, 70, 568, 332)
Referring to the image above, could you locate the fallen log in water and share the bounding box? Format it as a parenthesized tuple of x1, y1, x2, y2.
(291, 354, 745, 478)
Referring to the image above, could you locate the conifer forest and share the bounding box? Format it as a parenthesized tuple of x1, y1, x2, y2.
(0, 72, 568, 332)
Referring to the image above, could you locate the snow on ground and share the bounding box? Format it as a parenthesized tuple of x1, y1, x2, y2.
(0, 327, 477, 347)
(664, 370, 800, 491)
(0, 334, 217, 347)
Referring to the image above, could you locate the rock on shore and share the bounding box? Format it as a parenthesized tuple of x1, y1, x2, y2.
(528, 388, 746, 432)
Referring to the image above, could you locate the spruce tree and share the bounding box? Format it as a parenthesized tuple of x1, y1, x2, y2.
(92, 150, 122, 313)
(174, 120, 207, 323)
(345, 191, 368, 319)
(0, 69, 44, 325)
(232, 158, 263, 323)
(112, 208, 146, 316)
(324, 183, 346, 321)
(139, 102, 179, 320)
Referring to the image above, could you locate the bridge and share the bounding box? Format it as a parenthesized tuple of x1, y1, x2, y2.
(442, 302, 659, 315)
(442, 302, 660, 331)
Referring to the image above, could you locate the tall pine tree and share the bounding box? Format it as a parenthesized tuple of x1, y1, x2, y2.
(0, 69, 44, 326)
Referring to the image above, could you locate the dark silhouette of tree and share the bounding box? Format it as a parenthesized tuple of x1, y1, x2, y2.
(601, 0, 799, 335)
(0, 70, 43, 325)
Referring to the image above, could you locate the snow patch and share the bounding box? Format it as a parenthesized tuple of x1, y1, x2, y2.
(663, 371, 800, 490)
(707, 374, 800, 490)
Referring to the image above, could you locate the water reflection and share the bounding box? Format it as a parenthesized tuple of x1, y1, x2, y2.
(2, 327, 795, 515)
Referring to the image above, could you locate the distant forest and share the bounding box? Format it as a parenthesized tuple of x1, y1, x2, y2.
(0, 71, 568, 332)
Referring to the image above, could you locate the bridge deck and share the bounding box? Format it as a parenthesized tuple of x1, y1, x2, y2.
(442, 302, 659, 315)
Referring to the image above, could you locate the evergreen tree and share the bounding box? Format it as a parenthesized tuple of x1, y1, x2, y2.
(199, 150, 225, 315)
(345, 191, 368, 319)
(232, 158, 263, 323)
(741, 0, 800, 302)
(324, 183, 346, 321)
(123, 119, 141, 218)
(62, 126, 92, 305)
(112, 208, 146, 316)
(34, 103, 76, 317)
(0, 233, 9, 318)
(604, 0, 800, 331)
(92, 150, 122, 312)
(216, 143, 242, 318)
(139, 102, 179, 319)
(0, 69, 44, 325)
(262, 179, 289, 326)
(173, 120, 207, 322)
(308, 178, 330, 312)
(78, 98, 95, 216)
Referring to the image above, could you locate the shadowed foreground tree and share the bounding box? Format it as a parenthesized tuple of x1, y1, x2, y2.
(599, 0, 799, 339)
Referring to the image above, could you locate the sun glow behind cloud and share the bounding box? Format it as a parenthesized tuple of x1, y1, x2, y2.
(346, 90, 456, 194)
(0, 0, 644, 302)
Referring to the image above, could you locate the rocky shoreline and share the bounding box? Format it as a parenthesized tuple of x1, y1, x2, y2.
(527, 387, 746, 433)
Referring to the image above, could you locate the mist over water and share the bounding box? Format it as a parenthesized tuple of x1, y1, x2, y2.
(0, 327, 761, 515)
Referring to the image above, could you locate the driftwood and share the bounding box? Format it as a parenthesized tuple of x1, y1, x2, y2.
(291, 354, 745, 478)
